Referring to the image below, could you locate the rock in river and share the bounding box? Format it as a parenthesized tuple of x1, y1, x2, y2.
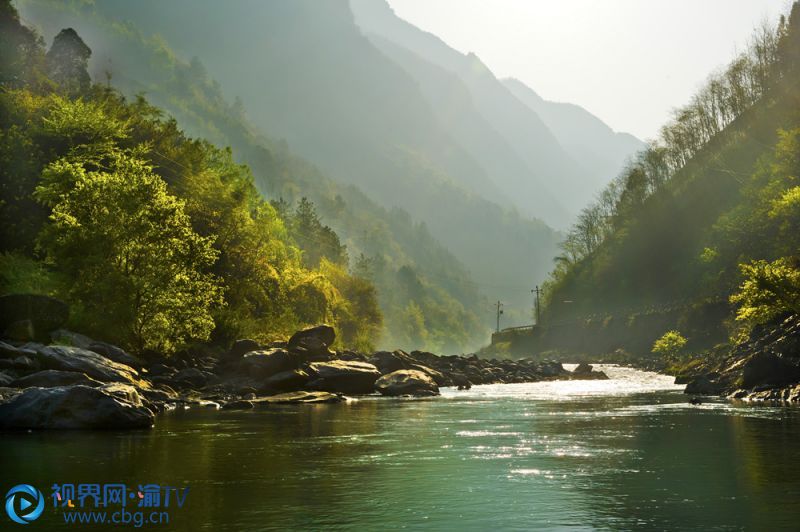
(33, 345, 139, 384)
(254, 390, 346, 404)
(288, 325, 336, 349)
(0, 385, 154, 429)
(11, 369, 103, 388)
(374, 369, 440, 397)
(306, 360, 381, 394)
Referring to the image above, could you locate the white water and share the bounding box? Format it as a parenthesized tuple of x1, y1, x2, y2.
(440, 364, 685, 400)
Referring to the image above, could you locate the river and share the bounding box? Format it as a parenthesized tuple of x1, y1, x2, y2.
(2, 365, 800, 530)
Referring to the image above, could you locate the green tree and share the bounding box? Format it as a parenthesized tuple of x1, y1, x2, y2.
(35, 150, 223, 353)
(289, 197, 347, 268)
(652, 330, 688, 362)
(730, 258, 800, 332)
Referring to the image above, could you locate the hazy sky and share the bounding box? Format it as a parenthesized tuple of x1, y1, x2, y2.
(387, 0, 790, 140)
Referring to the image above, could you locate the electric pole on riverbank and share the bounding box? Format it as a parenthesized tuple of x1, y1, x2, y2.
(495, 300, 504, 333)
(532, 285, 541, 325)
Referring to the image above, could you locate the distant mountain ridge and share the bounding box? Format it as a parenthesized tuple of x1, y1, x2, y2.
(350, 0, 645, 216)
(16, 0, 641, 335)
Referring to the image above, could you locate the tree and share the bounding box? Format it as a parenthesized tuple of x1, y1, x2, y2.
(730, 258, 800, 332)
(0, 0, 48, 90)
(652, 330, 688, 362)
(35, 150, 223, 353)
(289, 197, 347, 268)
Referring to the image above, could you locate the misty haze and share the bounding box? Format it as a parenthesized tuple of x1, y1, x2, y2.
(1, 1, 799, 530)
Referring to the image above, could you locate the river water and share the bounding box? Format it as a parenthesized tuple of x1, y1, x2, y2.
(2, 365, 800, 530)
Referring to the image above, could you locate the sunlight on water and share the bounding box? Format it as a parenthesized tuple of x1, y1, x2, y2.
(3, 366, 799, 531)
(441, 364, 685, 400)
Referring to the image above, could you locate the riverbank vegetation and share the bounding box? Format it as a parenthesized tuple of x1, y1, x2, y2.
(1, 0, 495, 355)
(540, 3, 800, 359)
(1, 3, 384, 353)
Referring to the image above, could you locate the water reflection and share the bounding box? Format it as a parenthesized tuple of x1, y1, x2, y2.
(1, 367, 799, 530)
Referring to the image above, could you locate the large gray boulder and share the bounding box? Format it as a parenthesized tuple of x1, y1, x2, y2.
(742, 352, 800, 388)
(261, 369, 309, 393)
(288, 325, 336, 349)
(87, 342, 143, 369)
(375, 369, 440, 397)
(33, 345, 139, 384)
(239, 349, 295, 379)
(11, 370, 103, 388)
(369, 350, 416, 374)
(253, 390, 345, 404)
(306, 360, 381, 394)
(0, 341, 37, 360)
(0, 385, 154, 429)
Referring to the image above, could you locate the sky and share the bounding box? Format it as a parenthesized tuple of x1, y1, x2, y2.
(387, 0, 790, 141)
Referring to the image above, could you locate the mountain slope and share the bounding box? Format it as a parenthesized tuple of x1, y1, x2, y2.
(503, 78, 646, 194)
(18, 0, 563, 330)
(15, 0, 505, 353)
(350, 0, 643, 217)
(525, 6, 800, 360)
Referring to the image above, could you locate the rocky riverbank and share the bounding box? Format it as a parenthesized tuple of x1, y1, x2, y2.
(0, 324, 609, 430)
(680, 314, 800, 403)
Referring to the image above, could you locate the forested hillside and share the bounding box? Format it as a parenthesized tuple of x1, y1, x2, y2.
(538, 5, 800, 354)
(12, 2, 540, 351)
(0, 1, 490, 354)
(15, 0, 591, 329)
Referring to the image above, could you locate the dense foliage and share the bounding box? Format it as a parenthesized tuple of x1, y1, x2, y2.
(541, 3, 800, 351)
(0, 4, 385, 353)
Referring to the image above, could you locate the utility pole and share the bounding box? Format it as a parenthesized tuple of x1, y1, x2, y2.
(532, 285, 542, 325)
(495, 300, 504, 333)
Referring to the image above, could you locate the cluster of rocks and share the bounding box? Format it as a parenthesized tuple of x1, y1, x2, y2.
(0, 321, 611, 430)
(682, 314, 800, 403)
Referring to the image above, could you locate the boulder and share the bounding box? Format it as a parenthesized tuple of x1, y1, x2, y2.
(172, 367, 208, 389)
(375, 369, 440, 397)
(741, 352, 800, 388)
(306, 360, 381, 394)
(685, 373, 727, 395)
(87, 342, 143, 369)
(254, 390, 346, 404)
(261, 369, 309, 393)
(0, 294, 69, 340)
(0, 385, 154, 429)
(11, 370, 102, 388)
(369, 350, 416, 374)
(224, 339, 261, 362)
(0, 371, 13, 387)
(0, 355, 38, 372)
(239, 349, 294, 379)
(288, 325, 336, 349)
(222, 399, 254, 410)
(98, 383, 143, 407)
(573, 362, 593, 374)
(540, 361, 566, 377)
(50, 329, 93, 349)
(409, 364, 447, 386)
(288, 336, 334, 363)
(34, 345, 139, 384)
(0, 341, 37, 360)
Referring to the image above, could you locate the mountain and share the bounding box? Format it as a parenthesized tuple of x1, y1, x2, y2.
(511, 5, 800, 359)
(18, 0, 564, 330)
(15, 0, 505, 353)
(349, 0, 644, 216)
(502, 78, 646, 194)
